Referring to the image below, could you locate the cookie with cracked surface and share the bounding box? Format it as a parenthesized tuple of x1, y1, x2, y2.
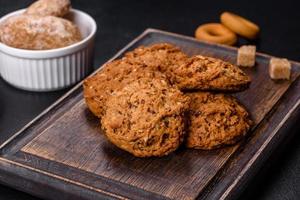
(186, 92, 252, 150)
(172, 55, 251, 91)
(0, 15, 81, 50)
(101, 77, 190, 157)
(25, 0, 71, 17)
(83, 59, 169, 118)
(124, 43, 188, 73)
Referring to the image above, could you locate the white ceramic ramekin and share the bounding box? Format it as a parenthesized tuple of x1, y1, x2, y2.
(0, 9, 97, 91)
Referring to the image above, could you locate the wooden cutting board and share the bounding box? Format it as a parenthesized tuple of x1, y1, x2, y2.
(1, 29, 300, 200)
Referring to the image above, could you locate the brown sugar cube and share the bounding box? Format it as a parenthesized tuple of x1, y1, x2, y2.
(237, 45, 256, 67)
(269, 58, 291, 80)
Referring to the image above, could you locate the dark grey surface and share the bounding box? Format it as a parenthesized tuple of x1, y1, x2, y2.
(0, 0, 299, 199)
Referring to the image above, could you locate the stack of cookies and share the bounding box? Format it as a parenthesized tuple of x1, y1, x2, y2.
(83, 43, 252, 157)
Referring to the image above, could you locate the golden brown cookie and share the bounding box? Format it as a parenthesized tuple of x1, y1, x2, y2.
(172, 55, 251, 91)
(25, 0, 71, 17)
(83, 59, 169, 118)
(185, 92, 252, 150)
(101, 77, 190, 157)
(125, 43, 188, 73)
(0, 15, 81, 50)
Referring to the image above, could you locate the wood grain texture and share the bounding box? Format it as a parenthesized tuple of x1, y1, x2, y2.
(1, 29, 300, 200)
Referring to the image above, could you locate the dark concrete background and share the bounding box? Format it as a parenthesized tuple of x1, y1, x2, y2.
(0, 0, 299, 199)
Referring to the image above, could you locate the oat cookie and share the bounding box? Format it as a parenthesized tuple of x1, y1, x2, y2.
(25, 0, 71, 17)
(125, 43, 188, 73)
(172, 55, 251, 91)
(83, 59, 169, 118)
(186, 92, 252, 150)
(101, 77, 190, 157)
(0, 15, 81, 50)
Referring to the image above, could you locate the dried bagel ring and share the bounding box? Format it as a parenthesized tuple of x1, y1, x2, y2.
(221, 12, 260, 39)
(195, 23, 237, 45)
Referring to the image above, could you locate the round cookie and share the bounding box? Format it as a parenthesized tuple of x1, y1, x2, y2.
(186, 92, 252, 150)
(25, 0, 71, 17)
(172, 55, 251, 91)
(0, 15, 81, 50)
(101, 77, 190, 157)
(83, 59, 169, 118)
(124, 43, 188, 73)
